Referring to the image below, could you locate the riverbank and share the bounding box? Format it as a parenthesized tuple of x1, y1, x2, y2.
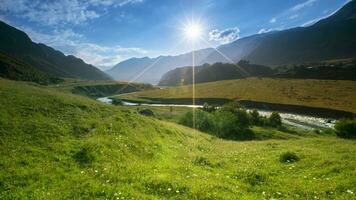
(97, 97, 336, 130)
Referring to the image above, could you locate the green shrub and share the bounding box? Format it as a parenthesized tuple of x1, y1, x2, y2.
(249, 109, 261, 125)
(235, 109, 250, 128)
(193, 156, 212, 167)
(335, 119, 356, 139)
(112, 98, 123, 105)
(179, 109, 213, 132)
(73, 146, 96, 167)
(221, 101, 243, 113)
(139, 108, 155, 116)
(269, 112, 282, 127)
(233, 170, 268, 186)
(212, 111, 241, 138)
(279, 151, 299, 163)
(201, 102, 216, 113)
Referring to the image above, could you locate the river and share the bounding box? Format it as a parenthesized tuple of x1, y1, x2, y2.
(97, 97, 335, 130)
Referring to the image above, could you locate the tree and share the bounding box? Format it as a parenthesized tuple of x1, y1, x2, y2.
(202, 102, 216, 113)
(335, 119, 356, 139)
(269, 112, 282, 127)
(221, 101, 243, 113)
(249, 109, 260, 125)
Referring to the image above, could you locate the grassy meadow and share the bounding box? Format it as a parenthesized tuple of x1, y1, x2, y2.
(0, 78, 355, 199)
(115, 78, 356, 113)
(49, 79, 153, 98)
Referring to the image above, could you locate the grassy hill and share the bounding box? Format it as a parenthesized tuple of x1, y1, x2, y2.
(158, 61, 273, 86)
(0, 21, 110, 80)
(0, 52, 62, 85)
(203, 0, 356, 66)
(116, 78, 356, 114)
(0, 78, 355, 199)
(50, 79, 154, 98)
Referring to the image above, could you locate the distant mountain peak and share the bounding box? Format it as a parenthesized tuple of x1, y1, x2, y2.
(0, 20, 111, 80)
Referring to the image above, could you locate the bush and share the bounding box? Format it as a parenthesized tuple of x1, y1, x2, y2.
(180, 105, 252, 139)
(221, 101, 243, 113)
(249, 109, 261, 125)
(212, 111, 241, 138)
(279, 151, 299, 163)
(193, 156, 212, 167)
(111, 98, 123, 105)
(139, 108, 155, 117)
(179, 110, 213, 132)
(73, 146, 96, 166)
(201, 103, 216, 113)
(335, 119, 356, 139)
(269, 112, 282, 127)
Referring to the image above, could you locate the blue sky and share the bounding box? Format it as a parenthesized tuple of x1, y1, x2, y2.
(0, 0, 350, 70)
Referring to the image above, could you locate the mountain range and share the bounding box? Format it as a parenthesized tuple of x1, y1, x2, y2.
(158, 61, 273, 86)
(106, 48, 214, 84)
(0, 21, 111, 81)
(107, 0, 356, 84)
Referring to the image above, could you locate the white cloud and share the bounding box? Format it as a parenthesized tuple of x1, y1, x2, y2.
(0, 0, 144, 26)
(22, 27, 148, 70)
(209, 27, 240, 44)
(290, 0, 318, 12)
(258, 28, 272, 34)
(269, 17, 277, 23)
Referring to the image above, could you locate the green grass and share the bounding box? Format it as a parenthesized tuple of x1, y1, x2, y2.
(49, 78, 154, 98)
(115, 77, 356, 113)
(0, 78, 355, 199)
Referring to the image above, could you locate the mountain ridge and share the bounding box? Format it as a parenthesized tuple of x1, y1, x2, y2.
(0, 21, 111, 80)
(108, 0, 356, 84)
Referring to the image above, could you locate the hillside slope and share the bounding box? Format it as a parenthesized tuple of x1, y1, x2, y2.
(0, 21, 110, 80)
(0, 79, 355, 199)
(158, 61, 273, 86)
(106, 48, 213, 84)
(109, 0, 356, 84)
(203, 0, 356, 66)
(118, 78, 356, 114)
(0, 52, 61, 84)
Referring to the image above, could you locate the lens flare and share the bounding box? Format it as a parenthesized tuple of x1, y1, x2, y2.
(183, 23, 202, 40)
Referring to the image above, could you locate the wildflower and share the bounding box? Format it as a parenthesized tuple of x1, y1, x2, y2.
(81, 171, 84, 174)
(347, 189, 354, 194)
(176, 190, 179, 193)
(167, 188, 171, 191)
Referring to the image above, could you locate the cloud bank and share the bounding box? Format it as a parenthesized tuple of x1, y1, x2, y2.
(22, 27, 148, 70)
(0, 0, 143, 25)
(209, 27, 240, 44)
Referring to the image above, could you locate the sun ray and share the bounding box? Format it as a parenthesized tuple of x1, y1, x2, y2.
(198, 37, 250, 76)
(116, 38, 186, 94)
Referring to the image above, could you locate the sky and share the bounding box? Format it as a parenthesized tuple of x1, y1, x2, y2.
(0, 0, 351, 70)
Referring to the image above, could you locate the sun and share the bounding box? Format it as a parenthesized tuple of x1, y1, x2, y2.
(183, 22, 202, 40)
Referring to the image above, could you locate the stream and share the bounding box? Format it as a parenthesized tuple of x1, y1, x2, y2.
(97, 97, 335, 130)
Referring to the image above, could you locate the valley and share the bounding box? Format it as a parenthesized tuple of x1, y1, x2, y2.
(114, 78, 356, 115)
(0, 0, 356, 199)
(0, 78, 355, 199)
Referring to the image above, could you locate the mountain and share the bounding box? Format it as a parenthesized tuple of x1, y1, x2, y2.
(109, 0, 356, 85)
(0, 52, 62, 84)
(158, 61, 273, 86)
(203, 0, 356, 66)
(106, 48, 214, 84)
(0, 21, 111, 80)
